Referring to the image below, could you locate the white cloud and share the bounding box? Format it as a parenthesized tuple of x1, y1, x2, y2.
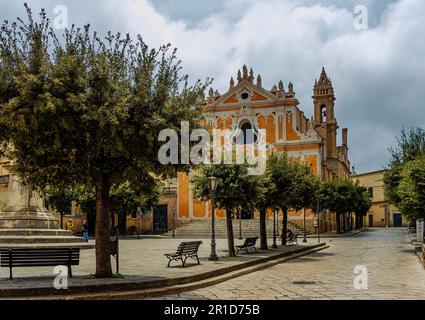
(2, 0, 424, 173)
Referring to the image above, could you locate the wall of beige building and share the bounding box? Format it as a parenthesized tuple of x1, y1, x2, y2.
(352, 170, 406, 227)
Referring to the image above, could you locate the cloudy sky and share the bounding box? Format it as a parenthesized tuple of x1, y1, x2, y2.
(1, 0, 424, 173)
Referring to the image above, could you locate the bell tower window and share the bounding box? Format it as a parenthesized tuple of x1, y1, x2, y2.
(320, 105, 327, 123)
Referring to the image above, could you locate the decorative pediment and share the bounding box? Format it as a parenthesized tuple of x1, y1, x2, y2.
(212, 79, 281, 108)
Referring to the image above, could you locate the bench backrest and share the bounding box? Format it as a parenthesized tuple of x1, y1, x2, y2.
(243, 237, 258, 246)
(176, 241, 202, 255)
(0, 248, 80, 267)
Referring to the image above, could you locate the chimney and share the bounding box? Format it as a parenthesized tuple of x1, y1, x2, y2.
(342, 128, 348, 146)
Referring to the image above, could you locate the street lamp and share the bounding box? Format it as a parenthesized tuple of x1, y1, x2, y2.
(136, 207, 142, 239)
(208, 176, 219, 261)
(316, 203, 321, 244)
(302, 207, 307, 243)
(239, 207, 242, 240)
(272, 209, 278, 248)
(172, 207, 176, 238)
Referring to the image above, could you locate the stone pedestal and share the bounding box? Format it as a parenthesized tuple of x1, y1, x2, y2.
(0, 173, 59, 229)
(0, 169, 92, 248)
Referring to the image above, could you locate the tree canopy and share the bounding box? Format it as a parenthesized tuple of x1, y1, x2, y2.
(384, 127, 425, 209)
(396, 157, 425, 220)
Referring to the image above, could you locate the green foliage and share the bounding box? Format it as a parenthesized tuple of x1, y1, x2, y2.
(388, 127, 425, 167)
(322, 180, 355, 215)
(44, 188, 74, 215)
(321, 179, 371, 232)
(385, 127, 425, 209)
(191, 163, 259, 214)
(265, 153, 321, 212)
(397, 157, 425, 220)
(322, 180, 371, 215)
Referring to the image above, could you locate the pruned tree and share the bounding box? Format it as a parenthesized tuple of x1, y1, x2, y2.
(191, 163, 259, 257)
(397, 157, 425, 221)
(0, 5, 208, 277)
(384, 127, 425, 208)
(266, 153, 321, 245)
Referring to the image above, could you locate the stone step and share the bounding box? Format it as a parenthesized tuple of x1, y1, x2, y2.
(0, 229, 72, 236)
(0, 236, 86, 244)
(165, 219, 302, 238)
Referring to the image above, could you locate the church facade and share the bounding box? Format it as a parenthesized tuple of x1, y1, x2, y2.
(176, 66, 351, 232)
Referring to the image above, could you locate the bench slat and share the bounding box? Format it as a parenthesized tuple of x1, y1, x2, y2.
(1, 248, 81, 278)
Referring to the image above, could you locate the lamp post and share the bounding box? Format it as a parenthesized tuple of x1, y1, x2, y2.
(317, 212, 321, 243)
(272, 209, 278, 248)
(136, 207, 142, 239)
(172, 207, 176, 238)
(239, 208, 242, 240)
(208, 176, 219, 261)
(317, 203, 321, 244)
(302, 207, 307, 243)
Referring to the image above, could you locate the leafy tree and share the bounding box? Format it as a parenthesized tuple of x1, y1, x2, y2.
(0, 6, 208, 277)
(397, 157, 425, 220)
(322, 180, 353, 234)
(191, 163, 259, 257)
(44, 188, 74, 228)
(351, 184, 371, 229)
(265, 153, 321, 245)
(384, 127, 425, 207)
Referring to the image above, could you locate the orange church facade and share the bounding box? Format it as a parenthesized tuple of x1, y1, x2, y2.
(176, 66, 351, 232)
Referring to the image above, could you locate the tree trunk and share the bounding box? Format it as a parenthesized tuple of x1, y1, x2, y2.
(259, 208, 268, 250)
(95, 176, 113, 278)
(281, 207, 288, 246)
(336, 213, 341, 234)
(343, 213, 347, 232)
(111, 211, 115, 234)
(226, 209, 236, 257)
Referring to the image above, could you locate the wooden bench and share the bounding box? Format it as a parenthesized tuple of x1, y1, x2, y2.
(0, 247, 80, 279)
(164, 241, 202, 267)
(235, 237, 258, 254)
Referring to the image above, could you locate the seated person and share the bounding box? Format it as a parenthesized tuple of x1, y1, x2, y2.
(286, 228, 294, 240)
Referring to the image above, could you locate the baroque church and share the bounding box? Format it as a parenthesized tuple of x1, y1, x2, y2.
(176, 66, 351, 232)
(0, 66, 352, 234)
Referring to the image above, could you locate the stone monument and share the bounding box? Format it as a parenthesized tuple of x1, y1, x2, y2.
(0, 163, 92, 247)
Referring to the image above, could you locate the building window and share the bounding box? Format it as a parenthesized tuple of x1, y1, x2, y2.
(237, 121, 257, 144)
(368, 187, 373, 198)
(320, 105, 327, 122)
(240, 92, 249, 100)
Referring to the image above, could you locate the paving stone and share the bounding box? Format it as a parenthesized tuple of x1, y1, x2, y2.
(154, 228, 425, 300)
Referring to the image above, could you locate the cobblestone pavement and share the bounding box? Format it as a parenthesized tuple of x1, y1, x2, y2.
(0, 237, 312, 288)
(152, 228, 425, 300)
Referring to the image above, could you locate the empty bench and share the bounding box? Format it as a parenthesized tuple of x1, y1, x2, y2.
(0, 247, 80, 279)
(235, 237, 258, 254)
(164, 241, 202, 267)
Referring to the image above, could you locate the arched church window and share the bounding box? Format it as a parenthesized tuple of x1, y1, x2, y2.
(237, 121, 257, 144)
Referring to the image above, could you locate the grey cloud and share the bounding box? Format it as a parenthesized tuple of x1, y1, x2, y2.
(1, 0, 423, 174)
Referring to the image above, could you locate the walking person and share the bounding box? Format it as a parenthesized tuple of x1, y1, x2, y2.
(82, 218, 89, 242)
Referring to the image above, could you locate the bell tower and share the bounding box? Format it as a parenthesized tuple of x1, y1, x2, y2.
(312, 67, 337, 158)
